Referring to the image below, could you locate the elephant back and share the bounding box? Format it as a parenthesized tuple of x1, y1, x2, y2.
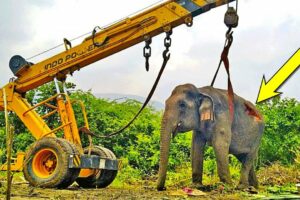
(198, 86, 263, 122)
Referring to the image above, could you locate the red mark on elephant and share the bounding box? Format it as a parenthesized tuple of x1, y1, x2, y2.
(244, 102, 262, 121)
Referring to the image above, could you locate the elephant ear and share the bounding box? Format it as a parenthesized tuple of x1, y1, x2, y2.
(199, 94, 214, 122)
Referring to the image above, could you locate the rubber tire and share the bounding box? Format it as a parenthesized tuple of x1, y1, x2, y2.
(76, 146, 118, 188)
(56, 141, 81, 188)
(23, 137, 79, 188)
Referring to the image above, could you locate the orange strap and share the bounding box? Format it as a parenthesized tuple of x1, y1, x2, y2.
(221, 30, 234, 121)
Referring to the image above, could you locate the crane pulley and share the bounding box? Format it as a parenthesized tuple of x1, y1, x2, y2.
(224, 1, 239, 28)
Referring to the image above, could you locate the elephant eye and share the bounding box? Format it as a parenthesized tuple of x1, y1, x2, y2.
(178, 101, 186, 109)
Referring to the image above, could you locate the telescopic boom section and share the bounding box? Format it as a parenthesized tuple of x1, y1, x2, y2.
(3, 0, 234, 95)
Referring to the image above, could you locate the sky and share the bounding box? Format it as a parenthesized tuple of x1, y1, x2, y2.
(0, 0, 299, 104)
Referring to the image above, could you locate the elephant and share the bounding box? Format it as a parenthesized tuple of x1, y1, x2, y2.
(156, 84, 264, 191)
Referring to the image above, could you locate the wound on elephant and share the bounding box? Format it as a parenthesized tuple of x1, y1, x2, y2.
(244, 102, 263, 121)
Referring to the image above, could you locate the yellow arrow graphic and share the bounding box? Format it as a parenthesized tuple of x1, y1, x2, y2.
(256, 48, 300, 103)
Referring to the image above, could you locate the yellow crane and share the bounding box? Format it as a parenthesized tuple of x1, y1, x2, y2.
(0, 0, 235, 188)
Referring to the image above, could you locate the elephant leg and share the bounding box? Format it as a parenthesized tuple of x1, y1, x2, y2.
(237, 153, 256, 189)
(237, 144, 260, 189)
(249, 164, 258, 189)
(235, 151, 258, 189)
(212, 128, 232, 184)
(191, 130, 205, 184)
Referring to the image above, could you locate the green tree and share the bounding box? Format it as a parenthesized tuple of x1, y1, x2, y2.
(257, 97, 300, 166)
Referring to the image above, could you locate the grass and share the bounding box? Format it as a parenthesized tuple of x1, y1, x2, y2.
(0, 161, 299, 199)
(118, 161, 300, 198)
(257, 162, 300, 186)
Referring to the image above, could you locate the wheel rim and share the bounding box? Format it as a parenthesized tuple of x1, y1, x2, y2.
(32, 148, 58, 179)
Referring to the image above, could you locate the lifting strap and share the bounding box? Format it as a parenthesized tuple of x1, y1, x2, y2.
(211, 1, 238, 121)
(211, 29, 235, 121)
(222, 30, 234, 121)
(80, 31, 173, 138)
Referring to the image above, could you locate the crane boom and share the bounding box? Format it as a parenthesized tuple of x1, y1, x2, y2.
(0, 0, 234, 138)
(1, 0, 233, 97)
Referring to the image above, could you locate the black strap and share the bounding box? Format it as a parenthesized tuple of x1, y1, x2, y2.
(80, 32, 172, 138)
(211, 28, 235, 121)
(102, 52, 170, 138)
(211, 28, 232, 87)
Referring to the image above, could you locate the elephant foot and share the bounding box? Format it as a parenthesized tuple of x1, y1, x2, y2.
(220, 178, 233, 186)
(246, 186, 258, 194)
(157, 186, 166, 191)
(192, 177, 203, 185)
(190, 182, 204, 190)
(249, 180, 259, 189)
(236, 185, 258, 194)
(236, 183, 249, 190)
(250, 183, 259, 189)
(192, 175, 202, 183)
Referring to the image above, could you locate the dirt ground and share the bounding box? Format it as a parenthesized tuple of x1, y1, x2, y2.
(1, 183, 250, 200)
(2, 182, 300, 200)
(1, 173, 300, 200)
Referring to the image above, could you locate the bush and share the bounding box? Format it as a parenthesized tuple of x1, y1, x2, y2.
(257, 162, 300, 186)
(257, 97, 300, 166)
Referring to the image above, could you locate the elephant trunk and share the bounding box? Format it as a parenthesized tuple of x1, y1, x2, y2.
(157, 114, 172, 191)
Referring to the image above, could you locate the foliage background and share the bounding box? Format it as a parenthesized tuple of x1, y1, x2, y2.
(0, 82, 299, 186)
